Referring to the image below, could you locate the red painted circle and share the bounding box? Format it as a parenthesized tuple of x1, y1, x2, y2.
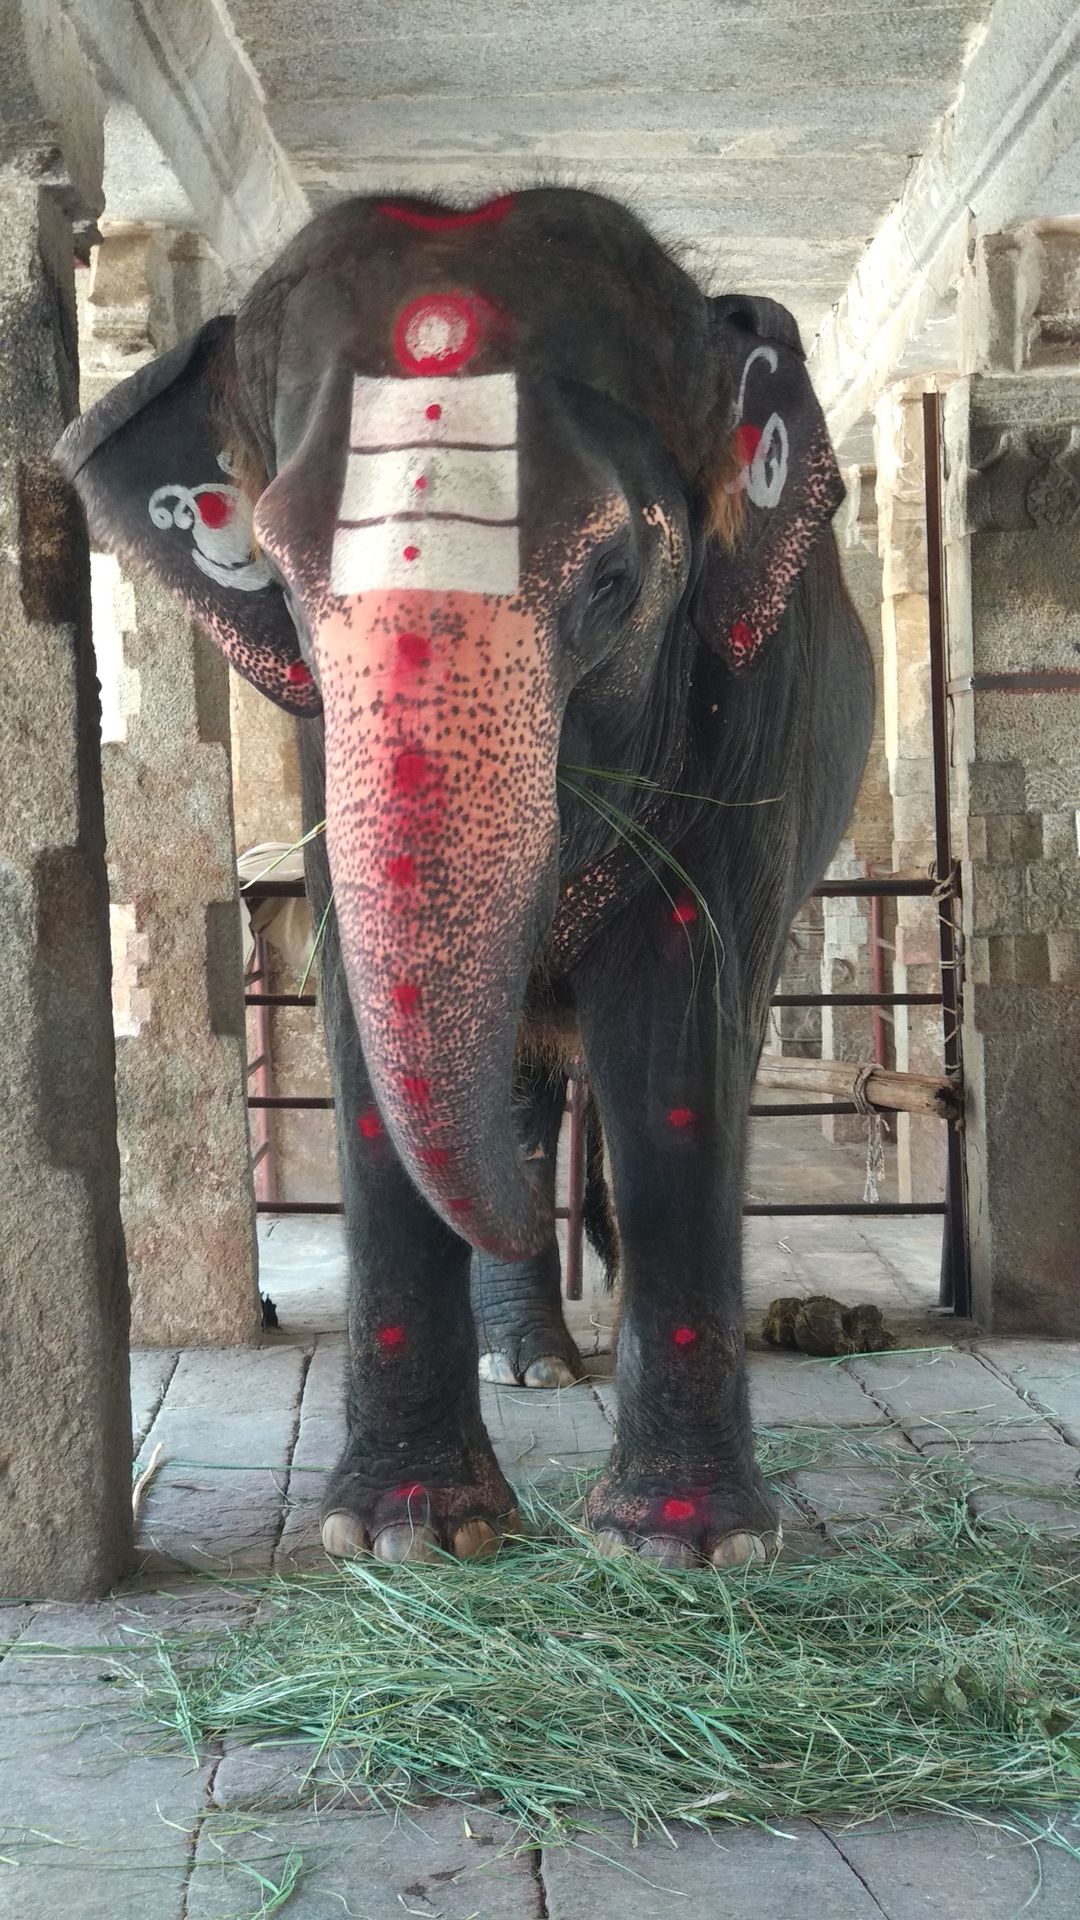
(425, 403, 442, 421)
(386, 855, 416, 886)
(392, 982, 421, 1015)
(729, 619, 755, 656)
(394, 750, 429, 792)
(413, 473, 428, 491)
(662, 1497, 695, 1523)
(196, 489, 232, 528)
(734, 423, 762, 468)
(357, 1108, 382, 1139)
(671, 896, 698, 926)
(396, 631, 431, 669)
(394, 293, 479, 376)
(378, 1324, 406, 1350)
(284, 660, 312, 686)
(667, 1108, 696, 1131)
(402, 544, 421, 563)
(672, 1326, 698, 1347)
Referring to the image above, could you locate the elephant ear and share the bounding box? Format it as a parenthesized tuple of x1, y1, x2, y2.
(53, 317, 321, 718)
(702, 294, 844, 673)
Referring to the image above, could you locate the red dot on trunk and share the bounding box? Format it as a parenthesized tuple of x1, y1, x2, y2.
(729, 619, 755, 655)
(386, 855, 416, 886)
(734, 423, 762, 468)
(418, 1147, 449, 1169)
(394, 749, 429, 792)
(448, 1197, 471, 1214)
(413, 474, 428, 491)
(392, 981, 421, 1014)
(357, 1108, 382, 1139)
(403, 544, 420, 563)
(396, 631, 431, 670)
(378, 1324, 406, 1350)
(662, 1497, 695, 1522)
(672, 897, 697, 926)
(284, 660, 312, 686)
(425, 403, 442, 421)
(672, 1325, 698, 1347)
(667, 1107, 696, 1130)
(196, 489, 232, 528)
(402, 1075, 430, 1104)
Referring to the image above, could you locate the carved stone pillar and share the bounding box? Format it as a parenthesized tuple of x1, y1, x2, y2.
(943, 365, 1080, 1333)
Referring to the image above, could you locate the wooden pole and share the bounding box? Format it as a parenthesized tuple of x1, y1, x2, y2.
(755, 1057, 960, 1121)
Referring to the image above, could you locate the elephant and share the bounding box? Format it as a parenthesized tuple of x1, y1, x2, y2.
(56, 187, 873, 1571)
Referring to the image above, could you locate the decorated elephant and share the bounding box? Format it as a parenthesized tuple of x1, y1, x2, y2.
(56, 188, 873, 1571)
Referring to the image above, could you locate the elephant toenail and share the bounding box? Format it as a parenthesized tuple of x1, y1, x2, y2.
(373, 1523, 441, 1564)
(321, 1511, 368, 1558)
(593, 1529, 630, 1558)
(637, 1534, 698, 1570)
(478, 1351, 519, 1384)
(452, 1519, 499, 1560)
(523, 1355, 578, 1388)
(710, 1531, 767, 1569)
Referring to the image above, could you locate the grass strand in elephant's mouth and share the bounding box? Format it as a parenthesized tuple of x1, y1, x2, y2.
(111, 1431, 1080, 1850)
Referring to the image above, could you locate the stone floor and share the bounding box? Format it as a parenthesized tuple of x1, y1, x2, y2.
(3, 1216, 1079, 1917)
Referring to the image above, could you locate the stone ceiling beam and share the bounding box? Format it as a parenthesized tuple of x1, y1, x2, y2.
(811, 0, 1080, 450)
(58, 0, 308, 288)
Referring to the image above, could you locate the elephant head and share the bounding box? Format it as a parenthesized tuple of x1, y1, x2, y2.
(56, 189, 842, 1261)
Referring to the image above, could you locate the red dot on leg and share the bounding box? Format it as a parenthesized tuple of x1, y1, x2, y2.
(357, 1108, 382, 1139)
(378, 1324, 406, 1350)
(394, 1481, 425, 1501)
(672, 1326, 698, 1347)
(667, 1107, 696, 1130)
(672, 896, 697, 926)
(662, 1496, 695, 1523)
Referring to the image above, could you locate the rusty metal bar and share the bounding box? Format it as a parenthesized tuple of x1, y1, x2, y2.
(241, 873, 947, 906)
(249, 1095, 335, 1109)
(563, 1075, 587, 1301)
(245, 991, 318, 1007)
(948, 669, 1080, 694)
(245, 1053, 267, 1076)
(923, 391, 970, 1316)
(771, 991, 939, 1007)
(868, 867, 888, 1069)
(247, 934, 276, 1207)
(744, 1202, 946, 1216)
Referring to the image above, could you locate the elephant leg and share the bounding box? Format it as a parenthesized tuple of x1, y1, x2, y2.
(573, 913, 780, 1570)
(471, 1056, 583, 1388)
(317, 936, 518, 1564)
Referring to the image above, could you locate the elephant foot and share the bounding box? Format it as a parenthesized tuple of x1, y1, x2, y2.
(471, 1245, 585, 1389)
(585, 1460, 781, 1571)
(478, 1339, 583, 1389)
(320, 1442, 520, 1564)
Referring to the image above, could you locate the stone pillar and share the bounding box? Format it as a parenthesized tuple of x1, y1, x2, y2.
(822, 464, 893, 1144)
(0, 22, 132, 1592)
(874, 383, 948, 1203)
(81, 230, 259, 1346)
(943, 272, 1080, 1331)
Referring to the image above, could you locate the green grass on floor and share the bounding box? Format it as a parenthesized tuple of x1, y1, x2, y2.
(112, 1429, 1080, 1845)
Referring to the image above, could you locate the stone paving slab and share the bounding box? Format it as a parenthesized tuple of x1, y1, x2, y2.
(129, 1349, 178, 1450)
(749, 1352, 889, 1428)
(976, 1341, 1080, 1446)
(917, 1437, 1080, 1533)
(134, 1346, 308, 1572)
(821, 1810, 1080, 1918)
(482, 1379, 613, 1486)
(212, 1740, 375, 1812)
(275, 1337, 347, 1568)
(186, 1804, 540, 1918)
(790, 1430, 927, 1542)
(847, 1348, 1058, 1444)
(541, 1815, 882, 1917)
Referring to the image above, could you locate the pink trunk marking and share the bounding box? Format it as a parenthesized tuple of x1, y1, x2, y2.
(386, 855, 416, 887)
(285, 660, 313, 686)
(401, 1075, 430, 1105)
(396, 631, 431, 670)
(394, 749, 430, 792)
(391, 982, 421, 1014)
(418, 1147, 449, 1169)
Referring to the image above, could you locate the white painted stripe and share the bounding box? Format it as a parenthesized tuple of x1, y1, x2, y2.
(350, 374, 517, 450)
(331, 518, 520, 596)
(339, 447, 519, 526)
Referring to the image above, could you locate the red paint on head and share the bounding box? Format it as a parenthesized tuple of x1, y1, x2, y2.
(413, 473, 428, 491)
(196, 490, 232, 528)
(425, 403, 442, 421)
(661, 1497, 695, 1523)
(391, 981, 421, 1015)
(672, 896, 698, 926)
(378, 194, 515, 232)
(284, 660, 312, 686)
(357, 1108, 382, 1139)
(418, 1147, 449, 1169)
(667, 1107, 696, 1131)
(377, 1324, 406, 1350)
(386, 855, 416, 887)
(394, 749, 429, 792)
(402, 544, 421, 563)
(401, 1075, 430, 1105)
(729, 619, 755, 656)
(395, 630, 431, 670)
(672, 1326, 698, 1347)
(394, 292, 479, 376)
(734, 423, 762, 468)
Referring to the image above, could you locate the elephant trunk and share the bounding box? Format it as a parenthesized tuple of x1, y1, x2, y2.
(317, 590, 560, 1259)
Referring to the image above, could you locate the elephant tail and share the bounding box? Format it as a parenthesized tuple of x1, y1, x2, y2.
(582, 1093, 619, 1288)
